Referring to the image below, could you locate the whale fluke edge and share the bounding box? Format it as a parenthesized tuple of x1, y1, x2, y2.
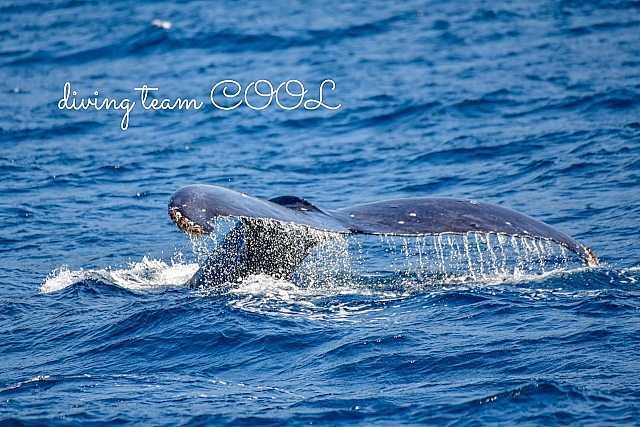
(168, 184, 597, 287)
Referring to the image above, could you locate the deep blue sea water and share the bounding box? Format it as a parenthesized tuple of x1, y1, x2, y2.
(2, 0, 640, 425)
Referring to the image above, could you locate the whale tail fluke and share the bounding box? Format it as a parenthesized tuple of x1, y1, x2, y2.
(329, 198, 597, 266)
(169, 184, 597, 288)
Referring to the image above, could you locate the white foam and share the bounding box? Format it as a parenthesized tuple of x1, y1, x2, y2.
(39, 228, 589, 324)
(40, 257, 198, 294)
(218, 274, 388, 322)
(40, 267, 86, 294)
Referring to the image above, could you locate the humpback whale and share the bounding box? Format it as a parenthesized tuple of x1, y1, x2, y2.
(168, 184, 597, 288)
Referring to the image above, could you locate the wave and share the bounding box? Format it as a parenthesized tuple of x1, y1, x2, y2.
(40, 257, 197, 294)
(37, 230, 604, 324)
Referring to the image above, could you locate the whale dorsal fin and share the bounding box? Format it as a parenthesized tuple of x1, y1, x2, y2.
(269, 195, 325, 214)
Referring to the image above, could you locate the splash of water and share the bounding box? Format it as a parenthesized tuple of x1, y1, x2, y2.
(348, 232, 583, 285)
(41, 216, 585, 302)
(40, 257, 198, 294)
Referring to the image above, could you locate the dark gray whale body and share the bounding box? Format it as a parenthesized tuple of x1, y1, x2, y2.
(169, 184, 597, 288)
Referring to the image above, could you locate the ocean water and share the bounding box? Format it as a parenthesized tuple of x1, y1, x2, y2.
(1, 0, 640, 425)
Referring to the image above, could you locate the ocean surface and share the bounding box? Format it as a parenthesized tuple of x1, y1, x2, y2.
(1, 0, 640, 425)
